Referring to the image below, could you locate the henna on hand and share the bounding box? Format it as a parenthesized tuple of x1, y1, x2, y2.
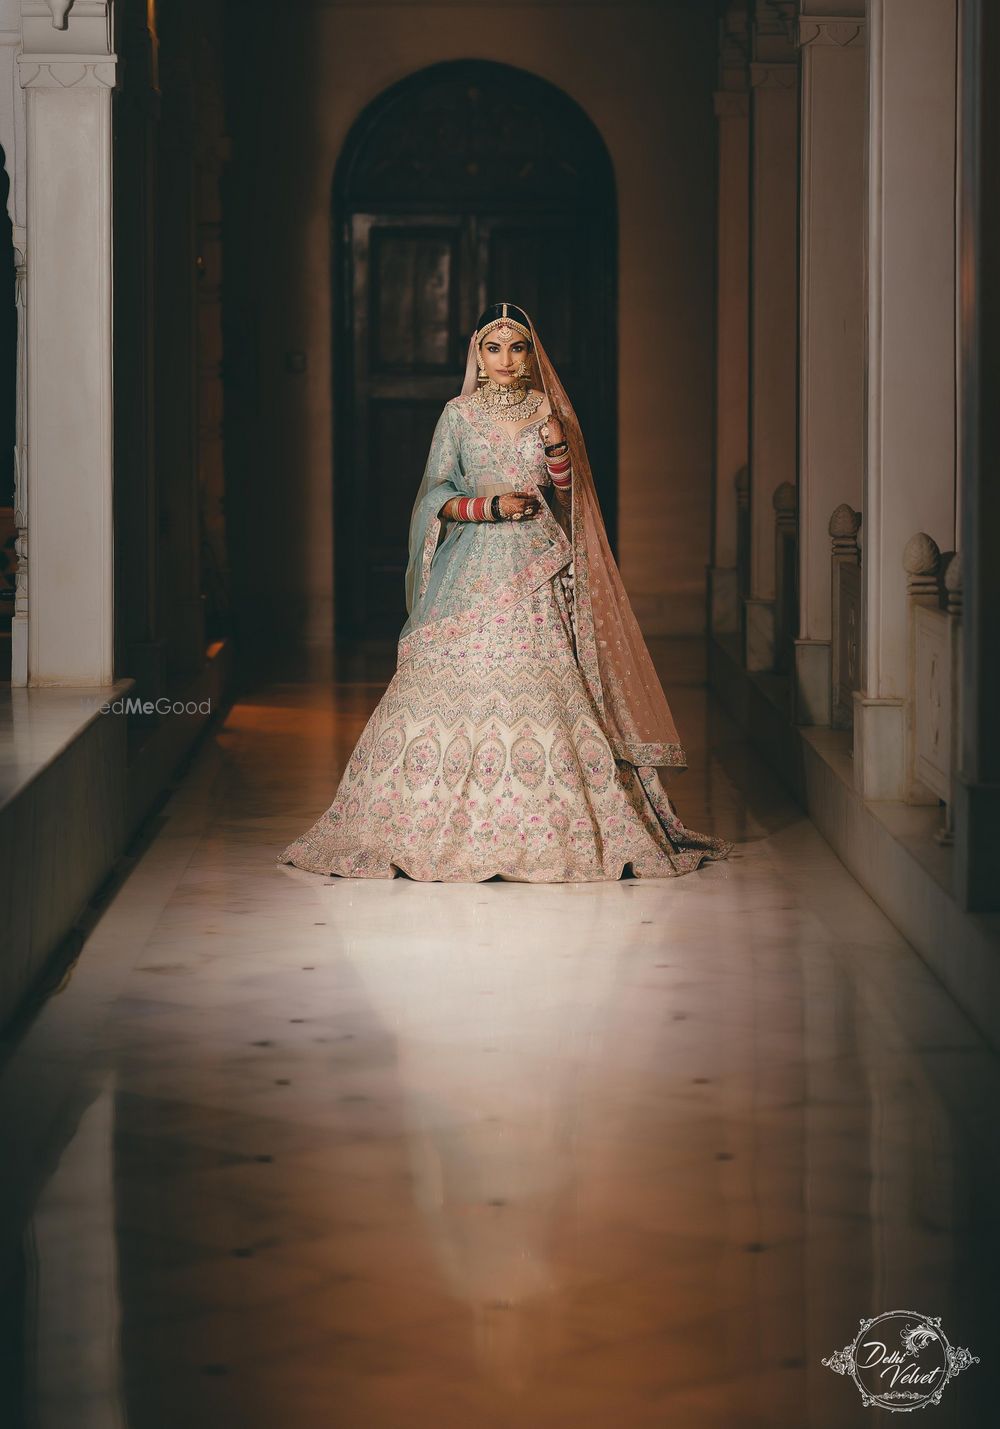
(498, 491, 541, 520)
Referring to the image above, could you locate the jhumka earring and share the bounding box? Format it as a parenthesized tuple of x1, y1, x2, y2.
(477, 358, 488, 383)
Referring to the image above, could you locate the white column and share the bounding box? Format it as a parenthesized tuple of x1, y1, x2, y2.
(794, 15, 866, 724)
(711, 87, 750, 638)
(18, 2, 117, 684)
(855, 0, 958, 797)
(746, 58, 798, 671)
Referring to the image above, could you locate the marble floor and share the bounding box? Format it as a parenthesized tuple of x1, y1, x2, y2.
(0, 643, 996, 1428)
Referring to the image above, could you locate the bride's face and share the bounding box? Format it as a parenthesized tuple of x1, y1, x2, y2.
(479, 331, 532, 386)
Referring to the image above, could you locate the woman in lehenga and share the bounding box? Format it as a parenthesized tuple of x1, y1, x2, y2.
(278, 303, 731, 882)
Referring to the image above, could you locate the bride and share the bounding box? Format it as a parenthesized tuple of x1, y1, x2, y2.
(278, 303, 730, 882)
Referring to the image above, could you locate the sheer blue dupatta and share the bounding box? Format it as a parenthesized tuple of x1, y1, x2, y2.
(398, 333, 571, 657)
(399, 401, 472, 644)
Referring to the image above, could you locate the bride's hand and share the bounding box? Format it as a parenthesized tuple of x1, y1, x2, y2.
(540, 416, 564, 446)
(499, 491, 542, 521)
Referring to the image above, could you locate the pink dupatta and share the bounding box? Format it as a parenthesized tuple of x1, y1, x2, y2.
(460, 313, 687, 772)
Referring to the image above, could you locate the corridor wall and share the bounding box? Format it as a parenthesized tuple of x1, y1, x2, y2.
(223, 0, 719, 669)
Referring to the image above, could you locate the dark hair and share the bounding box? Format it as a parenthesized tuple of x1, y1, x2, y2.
(475, 302, 531, 334)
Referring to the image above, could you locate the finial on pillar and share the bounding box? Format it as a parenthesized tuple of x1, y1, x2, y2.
(829, 503, 862, 557)
(942, 550, 963, 617)
(903, 532, 941, 599)
(47, 0, 73, 29)
(772, 481, 797, 532)
(734, 465, 750, 508)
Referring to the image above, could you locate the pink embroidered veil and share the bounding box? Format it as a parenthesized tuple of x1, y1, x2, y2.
(459, 309, 687, 774)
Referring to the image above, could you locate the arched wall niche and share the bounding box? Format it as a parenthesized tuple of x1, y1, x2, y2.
(331, 59, 618, 639)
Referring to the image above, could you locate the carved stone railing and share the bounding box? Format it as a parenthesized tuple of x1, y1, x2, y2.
(735, 465, 751, 605)
(772, 480, 797, 674)
(941, 553, 963, 840)
(830, 503, 862, 729)
(902, 533, 962, 839)
(0, 505, 14, 677)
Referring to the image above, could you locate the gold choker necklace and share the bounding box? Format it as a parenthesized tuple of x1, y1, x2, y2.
(476, 378, 544, 422)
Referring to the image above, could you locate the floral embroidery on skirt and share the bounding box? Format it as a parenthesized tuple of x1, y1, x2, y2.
(277, 574, 731, 883)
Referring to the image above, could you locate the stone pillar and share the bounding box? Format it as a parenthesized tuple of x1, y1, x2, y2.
(746, 5, 798, 670)
(18, 2, 118, 684)
(709, 4, 750, 639)
(794, 12, 866, 724)
(954, 0, 1000, 909)
(855, 0, 958, 798)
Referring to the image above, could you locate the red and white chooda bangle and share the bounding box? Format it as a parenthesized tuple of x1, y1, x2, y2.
(455, 495, 493, 521)
(545, 453, 572, 489)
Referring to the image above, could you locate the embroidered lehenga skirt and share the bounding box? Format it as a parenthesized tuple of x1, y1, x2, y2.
(277, 516, 727, 883)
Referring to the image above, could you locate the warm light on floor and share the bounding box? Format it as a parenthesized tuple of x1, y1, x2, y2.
(0, 662, 993, 1428)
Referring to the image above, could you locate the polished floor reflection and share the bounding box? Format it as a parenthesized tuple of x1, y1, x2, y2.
(1, 643, 996, 1428)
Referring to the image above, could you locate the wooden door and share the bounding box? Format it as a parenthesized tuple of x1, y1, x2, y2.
(334, 61, 616, 641)
(341, 213, 473, 638)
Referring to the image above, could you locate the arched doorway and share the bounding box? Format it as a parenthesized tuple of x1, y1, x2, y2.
(332, 60, 617, 640)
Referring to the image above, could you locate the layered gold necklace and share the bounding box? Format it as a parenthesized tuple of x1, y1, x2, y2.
(476, 376, 544, 422)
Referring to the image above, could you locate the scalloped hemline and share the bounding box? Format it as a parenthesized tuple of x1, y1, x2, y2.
(274, 844, 730, 885)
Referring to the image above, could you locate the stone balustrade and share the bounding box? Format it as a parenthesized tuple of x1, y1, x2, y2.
(903, 532, 963, 841)
(829, 503, 862, 730)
